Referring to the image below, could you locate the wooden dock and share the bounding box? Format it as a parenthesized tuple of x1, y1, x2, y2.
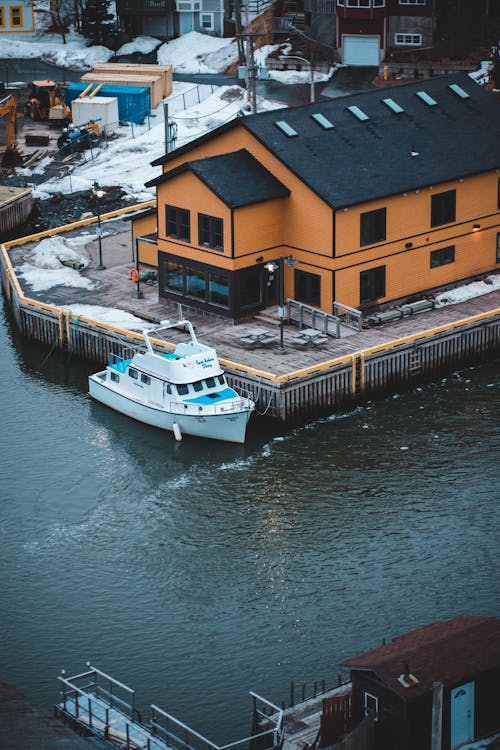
(2, 207, 499, 423)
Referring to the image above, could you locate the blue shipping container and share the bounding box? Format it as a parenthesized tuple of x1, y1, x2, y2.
(65, 83, 150, 125)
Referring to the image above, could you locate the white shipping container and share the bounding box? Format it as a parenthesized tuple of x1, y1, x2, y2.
(71, 96, 120, 135)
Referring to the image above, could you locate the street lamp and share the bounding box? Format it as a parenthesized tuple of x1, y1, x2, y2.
(265, 255, 298, 349)
(279, 54, 315, 103)
(92, 181, 106, 270)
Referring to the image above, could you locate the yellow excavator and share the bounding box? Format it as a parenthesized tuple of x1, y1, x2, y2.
(24, 80, 71, 126)
(0, 93, 22, 168)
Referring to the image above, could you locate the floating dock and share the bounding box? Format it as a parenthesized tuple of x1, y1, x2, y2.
(1, 206, 499, 424)
(0, 185, 33, 241)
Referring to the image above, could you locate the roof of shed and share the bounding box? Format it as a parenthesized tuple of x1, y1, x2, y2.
(151, 73, 500, 209)
(341, 615, 500, 701)
(146, 148, 290, 207)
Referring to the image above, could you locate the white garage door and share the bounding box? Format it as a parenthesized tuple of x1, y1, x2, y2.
(343, 35, 380, 66)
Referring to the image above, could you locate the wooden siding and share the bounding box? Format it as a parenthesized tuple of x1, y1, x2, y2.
(133, 211, 157, 266)
(232, 199, 289, 259)
(160, 124, 334, 256)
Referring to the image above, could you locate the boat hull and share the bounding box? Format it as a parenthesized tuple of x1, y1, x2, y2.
(88, 374, 252, 444)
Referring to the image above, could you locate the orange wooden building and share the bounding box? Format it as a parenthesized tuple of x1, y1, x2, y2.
(132, 72, 500, 320)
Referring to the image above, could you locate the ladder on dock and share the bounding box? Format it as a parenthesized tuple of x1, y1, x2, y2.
(56, 664, 284, 750)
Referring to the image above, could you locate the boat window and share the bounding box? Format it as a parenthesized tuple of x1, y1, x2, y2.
(193, 381, 204, 392)
(217, 375, 225, 385)
(205, 377, 215, 388)
(177, 384, 189, 395)
(165, 384, 172, 395)
(141, 374, 151, 384)
(129, 368, 138, 380)
(110, 372, 120, 383)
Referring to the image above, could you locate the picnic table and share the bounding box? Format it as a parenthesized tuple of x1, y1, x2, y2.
(291, 328, 328, 347)
(240, 327, 277, 347)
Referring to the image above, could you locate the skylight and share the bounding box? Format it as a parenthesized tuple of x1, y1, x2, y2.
(347, 105, 369, 121)
(416, 91, 437, 107)
(383, 97, 404, 114)
(449, 83, 470, 99)
(311, 113, 334, 129)
(275, 120, 298, 137)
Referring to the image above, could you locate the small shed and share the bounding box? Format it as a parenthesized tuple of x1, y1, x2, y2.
(341, 615, 500, 750)
(71, 96, 119, 135)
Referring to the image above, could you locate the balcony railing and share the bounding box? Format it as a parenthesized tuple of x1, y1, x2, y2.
(118, 0, 174, 12)
(303, 0, 335, 13)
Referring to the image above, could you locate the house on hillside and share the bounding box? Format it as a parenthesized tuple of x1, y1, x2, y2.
(0, 0, 34, 32)
(116, 0, 234, 40)
(131, 72, 500, 321)
(340, 615, 500, 750)
(273, 0, 436, 65)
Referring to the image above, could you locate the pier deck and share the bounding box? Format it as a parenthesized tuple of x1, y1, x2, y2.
(6, 222, 500, 378)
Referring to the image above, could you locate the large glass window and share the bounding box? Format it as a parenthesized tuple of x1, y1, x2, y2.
(166, 205, 190, 242)
(360, 265, 386, 303)
(294, 269, 321, 307)
(186, 266, 206, 300)
(239, 267, 262, 308)
(431, 190, 456, 227)
(165, 261, 184, 293)
(430, 245, 455, 268)
(198, 214, 223, 250)
(208, 271, 229, 306)
(360, 208, 386, 246)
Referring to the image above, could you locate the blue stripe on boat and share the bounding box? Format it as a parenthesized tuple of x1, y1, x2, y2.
(109, 358, 132, 373)
(185, 388, 238, 404)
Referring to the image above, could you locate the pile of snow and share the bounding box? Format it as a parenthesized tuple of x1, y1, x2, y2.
(157, 31, 239, 73)
(434, 274, 500, 306)
(18, 234, 96, 291)
(115, 35, 161, 57)
(469, 60, 493, 86)
(63, 304, 147, 330)
(0, 30, 113, 69)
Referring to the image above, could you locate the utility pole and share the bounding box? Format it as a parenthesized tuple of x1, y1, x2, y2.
(233, 0, 246, 65)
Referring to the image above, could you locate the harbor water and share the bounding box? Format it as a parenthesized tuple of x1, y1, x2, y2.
(0, 299, 498, 741)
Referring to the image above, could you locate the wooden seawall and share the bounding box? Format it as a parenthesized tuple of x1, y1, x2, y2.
(1, 207, 499, 424)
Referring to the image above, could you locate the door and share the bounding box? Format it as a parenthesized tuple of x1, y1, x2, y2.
(343, 35, 380, 66)
(179, 12, 194, 35)
(450, 682, 474, 749)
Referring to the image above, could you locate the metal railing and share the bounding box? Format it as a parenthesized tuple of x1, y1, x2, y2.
(333, 302, 363, 331)
(287, 299, 341, 338)
(151, 692, 283, 750)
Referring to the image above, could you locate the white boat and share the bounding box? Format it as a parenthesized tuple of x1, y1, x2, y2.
(88, 319, 255, 443)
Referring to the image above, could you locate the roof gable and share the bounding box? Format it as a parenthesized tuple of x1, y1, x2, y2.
(146, 149, 290, 207)
(341, 615, 500, 700)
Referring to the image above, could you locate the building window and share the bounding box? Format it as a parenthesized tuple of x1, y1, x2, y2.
(430, 245, 455, 268)
(198, 214, 223, 250)
(10, 6, 23, 25)
(399, 0, 425, 4)
(496, 233, 500, 263)
(165, 260, 184, 293)
(363, 693, 379, 720)
(373, 0, 385, 5)
(294, 269, 321, 307)
(497, 177, 500, 209)
(395, 33, 422, 46)
(166, 205, 190, 242)
(200, 12, 213, 29)
(431, 190, 456, 227)
(360, 265, 386, 303)
(0, 8, 4, 26)
(186, 265, 206, 300)
(360, 207, 386, 246)
(208, 270, 229, 306)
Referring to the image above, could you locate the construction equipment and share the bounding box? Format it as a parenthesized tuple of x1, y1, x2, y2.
(56, 121, 100, 156)
(0, 93, 22, 167)
(24, 80, 71, 126)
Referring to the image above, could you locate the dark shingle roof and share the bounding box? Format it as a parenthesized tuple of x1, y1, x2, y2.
(241, 73, 500, 208)
(146, 149, 290, 207)
(341, 615, 500, 701)
(151, 73, 500, 209)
